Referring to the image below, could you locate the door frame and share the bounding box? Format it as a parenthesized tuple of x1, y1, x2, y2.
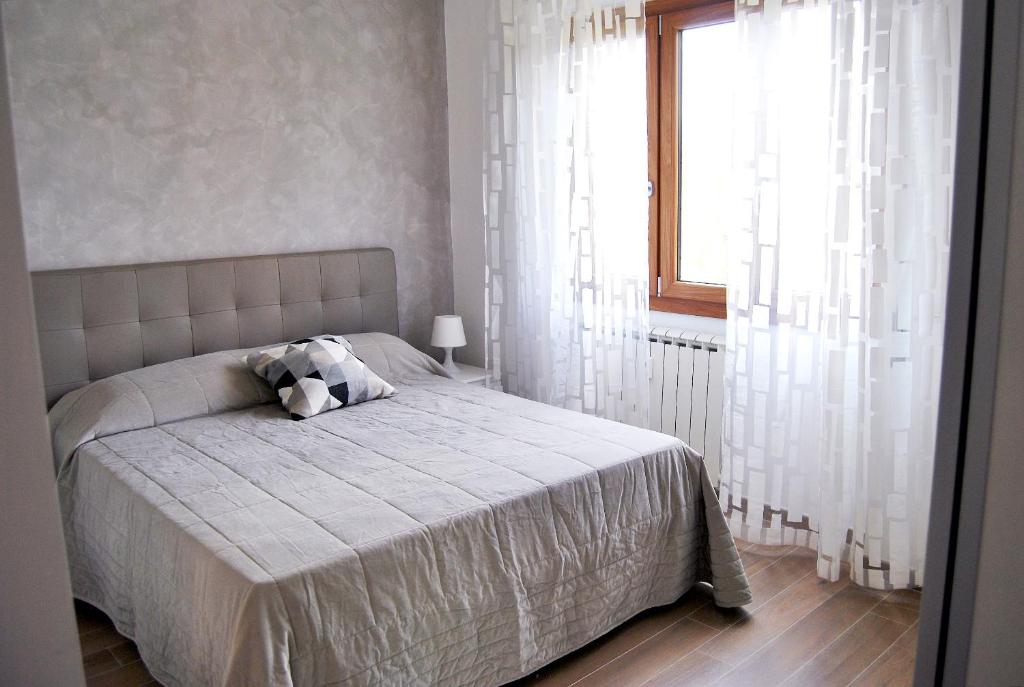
(914, 1, 1021, 684)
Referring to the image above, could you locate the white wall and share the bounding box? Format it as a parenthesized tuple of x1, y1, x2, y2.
(964, 13, 1024, 682)
(0, 14, 85, 686)
(443, 0, 487, 367)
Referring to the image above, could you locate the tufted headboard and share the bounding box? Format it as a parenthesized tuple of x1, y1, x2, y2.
(31, 248, 398, 406)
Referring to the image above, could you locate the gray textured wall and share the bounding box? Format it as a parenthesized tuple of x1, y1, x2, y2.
(2, 0, 452, 351)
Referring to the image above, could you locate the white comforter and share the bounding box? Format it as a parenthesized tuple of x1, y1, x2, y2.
(52, 333, 750, 687)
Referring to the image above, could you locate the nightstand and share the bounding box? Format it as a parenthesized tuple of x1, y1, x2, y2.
(447, 363, 487, 386)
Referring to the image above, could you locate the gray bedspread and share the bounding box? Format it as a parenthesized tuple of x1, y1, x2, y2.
(52, 333, 751, 687)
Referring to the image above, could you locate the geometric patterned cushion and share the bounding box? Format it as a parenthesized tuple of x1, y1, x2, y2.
(246, 335, 395, 420)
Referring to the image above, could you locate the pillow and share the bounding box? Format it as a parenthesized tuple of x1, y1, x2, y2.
(48, 349, 278, 475)
(247, 336, 395, 420)
(342, 332, 450, 379)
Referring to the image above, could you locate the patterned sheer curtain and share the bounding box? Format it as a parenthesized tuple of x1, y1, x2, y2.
(722, 0, 959, 590)
(483, 0, 649, 426)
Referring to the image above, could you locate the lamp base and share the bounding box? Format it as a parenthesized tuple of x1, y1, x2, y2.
(442, 347, 458, 375)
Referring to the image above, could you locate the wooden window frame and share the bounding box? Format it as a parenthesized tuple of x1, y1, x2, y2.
(646, 0, 734, 319)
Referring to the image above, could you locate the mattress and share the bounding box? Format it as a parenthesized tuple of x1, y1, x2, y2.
(52, 333, 751, 687)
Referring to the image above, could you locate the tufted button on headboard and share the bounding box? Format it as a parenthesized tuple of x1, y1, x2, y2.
(31, 248, 399, 406)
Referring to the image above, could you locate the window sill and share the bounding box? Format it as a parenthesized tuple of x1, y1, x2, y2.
(650, 307, 726, 336)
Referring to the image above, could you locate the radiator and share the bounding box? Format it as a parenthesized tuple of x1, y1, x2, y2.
(648, 327, 726, 484)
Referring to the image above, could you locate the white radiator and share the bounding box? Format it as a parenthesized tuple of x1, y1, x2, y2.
(648, 327, 726, 484)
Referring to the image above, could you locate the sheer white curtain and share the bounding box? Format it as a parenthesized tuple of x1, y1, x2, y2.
(483, 0, 649, 426)
(722, 0, 959, 590)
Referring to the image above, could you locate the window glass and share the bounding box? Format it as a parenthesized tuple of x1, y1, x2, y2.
(676, 21, 736, 286)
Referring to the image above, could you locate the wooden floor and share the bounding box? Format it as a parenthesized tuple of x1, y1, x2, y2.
(74, 602, 156, 687)
(76, 543, 919, 687)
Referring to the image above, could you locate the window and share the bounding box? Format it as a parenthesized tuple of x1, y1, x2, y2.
(646, 0, 735, 318)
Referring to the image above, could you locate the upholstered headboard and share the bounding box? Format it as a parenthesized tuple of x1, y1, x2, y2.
(31, 248, 398, 406)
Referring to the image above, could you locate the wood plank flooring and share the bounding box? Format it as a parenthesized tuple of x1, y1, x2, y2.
(513, 544, 920, 687)
(74, 602, 156, 687)
(76, 544, 920, 687)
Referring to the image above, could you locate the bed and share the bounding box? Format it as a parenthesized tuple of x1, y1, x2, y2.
(35, 249, 751, 687)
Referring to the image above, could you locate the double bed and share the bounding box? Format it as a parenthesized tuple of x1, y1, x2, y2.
(35, 249, 750, 687)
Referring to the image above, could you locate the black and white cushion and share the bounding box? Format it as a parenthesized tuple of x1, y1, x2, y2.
(247, 336, 395, 420)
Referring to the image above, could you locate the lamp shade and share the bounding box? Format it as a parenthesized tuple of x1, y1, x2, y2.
(431, 315, 467, 348)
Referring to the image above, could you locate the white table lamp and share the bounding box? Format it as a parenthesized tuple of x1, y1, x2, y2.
(431, 315, 467, 374)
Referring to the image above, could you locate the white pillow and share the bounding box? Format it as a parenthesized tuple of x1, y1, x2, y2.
(247, 336, 395, 420)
